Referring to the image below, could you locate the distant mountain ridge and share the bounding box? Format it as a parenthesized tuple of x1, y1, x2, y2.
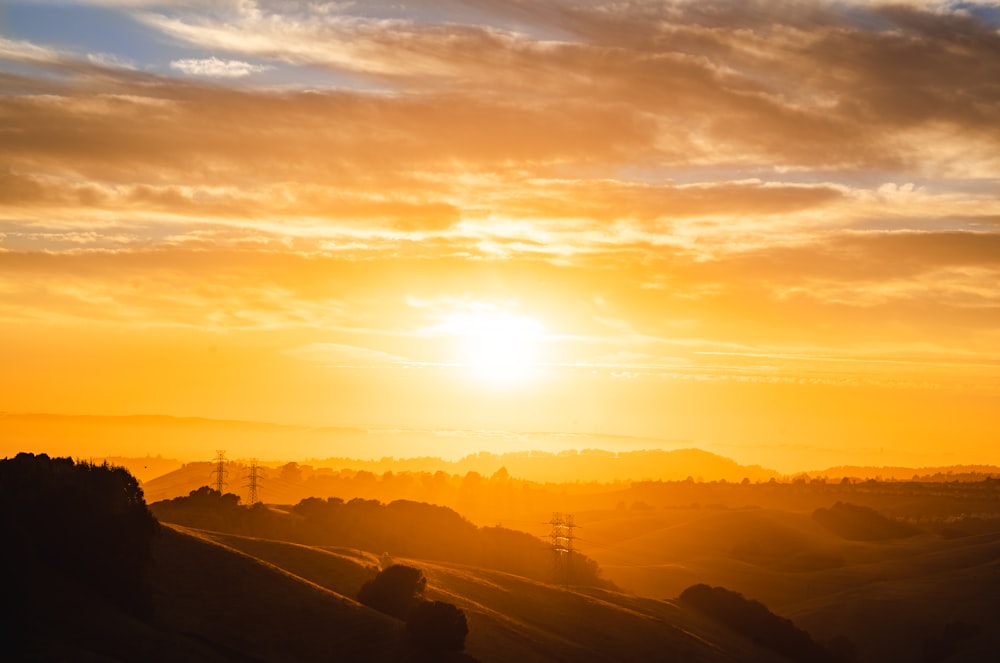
(5, 413, 999, 488)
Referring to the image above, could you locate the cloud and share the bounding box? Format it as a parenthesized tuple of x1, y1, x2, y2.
(22, 0, 965, 185)
(8, 0, 1000, 178)
(0, 37, 63, 64)
(169, 56, 273, 77)
(87, 52, 137, 70)
(3, 1, 1000, 370)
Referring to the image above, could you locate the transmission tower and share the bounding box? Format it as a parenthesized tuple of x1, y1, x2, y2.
(245, 458, 262, 505)
(547, 512, 578, 586)
(212, 450, 228, 494)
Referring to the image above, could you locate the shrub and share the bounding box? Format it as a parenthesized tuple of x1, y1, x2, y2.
(680, 584, 839, 663)
(357, 564, 426, 619)
(407, 600, 468, 652)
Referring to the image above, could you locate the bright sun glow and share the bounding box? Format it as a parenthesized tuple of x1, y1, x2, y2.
(441, 310, 546, 382)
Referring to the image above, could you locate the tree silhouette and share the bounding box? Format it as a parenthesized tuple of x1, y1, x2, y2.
(680, 583, 844, 663)
(357, 564, 426, 619)
(0, 453, 159, 618)
(407, 600, 468, 652)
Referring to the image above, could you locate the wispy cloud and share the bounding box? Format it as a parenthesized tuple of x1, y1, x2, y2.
(87, 52, 137, 70)
(0, 37, 63, 63)
(170, 56, 273, 77)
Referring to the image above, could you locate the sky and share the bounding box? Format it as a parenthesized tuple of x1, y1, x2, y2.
(1, 0, 999, 470)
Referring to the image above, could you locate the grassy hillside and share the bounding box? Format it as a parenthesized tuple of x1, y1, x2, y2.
(184, 527, 800, 663)
(151, 492, 610, 588)
(577, 506, 1000, 663)
(788, 530, 1000, 663)
(153, 525, 410, 662)
(149, 484, 1000, 662)
(11, 523, 412, 662)
(582, 507, 859, 604)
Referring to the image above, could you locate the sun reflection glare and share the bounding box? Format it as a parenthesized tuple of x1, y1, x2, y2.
(441, 309, 546, 382)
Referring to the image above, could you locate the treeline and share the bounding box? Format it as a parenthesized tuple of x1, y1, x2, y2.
(0, 453, 159, 641)
(680, 584, 856, 663)
(151, 488, 608, 588)
(146, 461, 1000, 528)
(145, 461, 622, 518)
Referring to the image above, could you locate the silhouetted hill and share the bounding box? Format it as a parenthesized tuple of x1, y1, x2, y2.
(812, 502, 918, 541)
(19, 507, 816, 662)
(151, 490, 609, 588)
(152, 525, 415, 662)
(14, 523, 416, 662)
(0, 453, 432, 662)
(170, 526, 802, 663)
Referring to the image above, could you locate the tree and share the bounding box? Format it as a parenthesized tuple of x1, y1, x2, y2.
(0, 453, 159, 617)
(357, 564, 426, 619)
(680, 583, 840, 663)
(407, 600, 468, 652)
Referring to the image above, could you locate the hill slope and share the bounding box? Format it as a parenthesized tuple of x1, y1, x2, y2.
(186, 527, 798, 662)
(16, 524, 413, 662)
(153, 525, 410, 662)
(578, 506, 1000, 663)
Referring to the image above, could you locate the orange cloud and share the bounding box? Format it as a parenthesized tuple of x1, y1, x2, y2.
(2, 1, 999, 465)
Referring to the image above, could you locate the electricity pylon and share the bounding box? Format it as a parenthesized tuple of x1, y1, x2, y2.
(245, 458, 262, 505)
(547, 512, 578, 586)
(212, 450, 228, 494)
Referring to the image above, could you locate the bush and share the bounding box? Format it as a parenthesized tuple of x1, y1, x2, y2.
(0, 453, 159, 617)
(407, 600, 468, 652)
(680, 584, 841, 663)
(923, 620, 980, 662)
(357, 564, 426, 619)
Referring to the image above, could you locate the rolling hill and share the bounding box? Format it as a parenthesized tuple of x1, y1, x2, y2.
(18, 523, 412, 662)
(163, 525, 803, 663)
(577, 506, 1000, 662)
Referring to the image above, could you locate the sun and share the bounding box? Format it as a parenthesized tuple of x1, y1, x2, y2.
(441, 309, 546, 382)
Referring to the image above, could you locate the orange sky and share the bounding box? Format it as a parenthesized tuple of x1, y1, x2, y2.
(1, 1, 999, 470)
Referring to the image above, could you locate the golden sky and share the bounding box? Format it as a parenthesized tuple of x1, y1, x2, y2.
(1, 1, 999, 469)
